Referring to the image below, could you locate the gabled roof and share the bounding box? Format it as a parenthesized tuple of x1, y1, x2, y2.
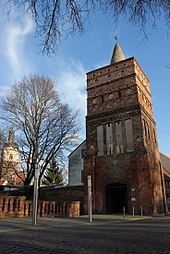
(160, 152, 170, 174)
(68, 140, 86, 158)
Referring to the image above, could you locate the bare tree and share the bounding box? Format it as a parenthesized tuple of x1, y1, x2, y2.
(0, 129, 6, 179)
(0, 129, 5, 155)
(5, 0, 170, 54)
(0, 75, 80, 187)
(0, 160, 20, 186)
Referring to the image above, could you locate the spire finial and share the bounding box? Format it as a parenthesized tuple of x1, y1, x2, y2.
(114, 34, 118, 42)
(8, 129, 15, 143)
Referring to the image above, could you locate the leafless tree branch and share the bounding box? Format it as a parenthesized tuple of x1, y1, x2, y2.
(4, 0, 169, 54)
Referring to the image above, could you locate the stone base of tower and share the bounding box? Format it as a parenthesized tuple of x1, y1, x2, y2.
(83, 150, 166, 216)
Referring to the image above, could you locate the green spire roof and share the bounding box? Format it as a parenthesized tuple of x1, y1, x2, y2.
(111, 43, 126, 64)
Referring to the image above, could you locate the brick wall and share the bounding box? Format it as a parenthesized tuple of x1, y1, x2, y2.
(0, 196, 81, 218)
(39, 185, 83, 202)
(0, 196, 25, 218)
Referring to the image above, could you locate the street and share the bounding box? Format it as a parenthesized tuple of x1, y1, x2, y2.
(0, 215, 170, 254)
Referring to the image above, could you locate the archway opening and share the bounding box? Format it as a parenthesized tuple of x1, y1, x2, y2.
(105, 183, 127, 213)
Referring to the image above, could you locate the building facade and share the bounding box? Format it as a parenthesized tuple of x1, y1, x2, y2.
(68, 140, 86, 186)
(83, 43, 167, 215)
(160, 153, 170, 210)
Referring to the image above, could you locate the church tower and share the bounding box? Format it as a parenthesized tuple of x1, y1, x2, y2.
(0, 130, 19, 185)
(83, 43, 166, 215)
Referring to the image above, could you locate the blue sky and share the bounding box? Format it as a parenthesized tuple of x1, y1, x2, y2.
(0, 3, 169, 155)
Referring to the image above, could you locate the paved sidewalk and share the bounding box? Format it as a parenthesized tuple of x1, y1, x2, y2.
(0, 215, 170, 254)
(78, 214, 151, 222)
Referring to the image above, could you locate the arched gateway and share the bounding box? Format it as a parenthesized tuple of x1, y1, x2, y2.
(105, 183, 127, 213)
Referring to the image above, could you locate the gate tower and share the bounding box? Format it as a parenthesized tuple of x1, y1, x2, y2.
(83, 43, 166, 215)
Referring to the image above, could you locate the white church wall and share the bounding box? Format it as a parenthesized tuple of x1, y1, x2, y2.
(68, 141, 86, 186)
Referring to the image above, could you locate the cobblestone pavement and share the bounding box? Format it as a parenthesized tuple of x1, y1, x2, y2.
(0, 215, 170, 254)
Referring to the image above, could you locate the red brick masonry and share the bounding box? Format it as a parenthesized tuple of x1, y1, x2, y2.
(0, 196, 80, 218)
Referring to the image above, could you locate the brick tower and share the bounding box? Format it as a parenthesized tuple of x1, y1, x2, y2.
(0, 130, 19, 185)
(83, 43, 166, 215)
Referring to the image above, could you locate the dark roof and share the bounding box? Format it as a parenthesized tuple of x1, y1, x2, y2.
(3, 142, 18, 149)
(68, 140, 86, 158)
(160, 153, 170, 174)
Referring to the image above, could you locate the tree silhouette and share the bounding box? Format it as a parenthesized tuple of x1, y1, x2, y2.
(0, 75, 80, 187)
(5, 0, 170, 54)
(42, 159, 64, 186)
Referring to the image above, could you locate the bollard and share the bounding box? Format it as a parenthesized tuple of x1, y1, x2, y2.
(140, 205, 143, 216)
(132, 206, 135, 218)
(123, 206, 126, 219)
(87, 175, 92, 223)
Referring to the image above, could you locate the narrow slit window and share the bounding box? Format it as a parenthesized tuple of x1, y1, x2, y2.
(118, 90, 121, 98)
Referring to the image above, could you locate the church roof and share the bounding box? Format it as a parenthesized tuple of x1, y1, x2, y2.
(111, 43, 126, 64)
(0, 179, 8, 185)
(68, 140, 86, 158)
(160, 152, 170, 174)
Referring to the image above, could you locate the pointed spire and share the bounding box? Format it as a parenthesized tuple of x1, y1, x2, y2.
(8, 129, 15, 143)
(111, 43, 126, 64)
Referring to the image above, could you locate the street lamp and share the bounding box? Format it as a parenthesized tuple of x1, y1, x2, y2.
(32, 164, 40, 226)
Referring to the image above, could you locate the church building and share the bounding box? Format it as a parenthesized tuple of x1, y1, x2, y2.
(0, 130, 20, 186)
(68, 43, 170, 215)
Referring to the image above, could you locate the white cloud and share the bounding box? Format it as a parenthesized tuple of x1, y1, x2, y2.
(6, 16, 34, 75)
(0, 6, 87, 140)
(55, 58, 87, 138)
(56, 58, 87, 112)
(0, 6, 34, 81)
